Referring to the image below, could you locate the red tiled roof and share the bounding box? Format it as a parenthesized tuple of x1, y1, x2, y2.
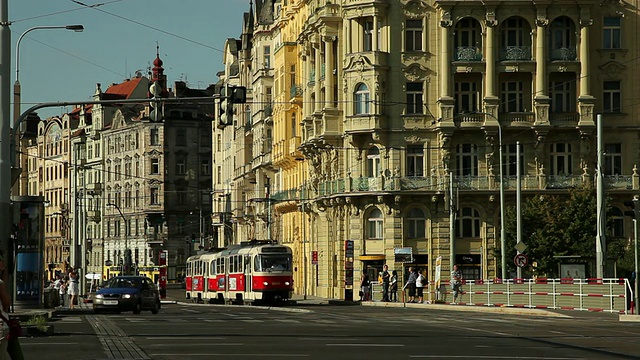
(105, 77, 144, 99)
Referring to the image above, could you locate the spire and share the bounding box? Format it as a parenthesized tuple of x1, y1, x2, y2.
(150, 43, 168, 97)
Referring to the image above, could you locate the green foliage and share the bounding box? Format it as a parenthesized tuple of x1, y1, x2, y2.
(500, 187, 602, 277)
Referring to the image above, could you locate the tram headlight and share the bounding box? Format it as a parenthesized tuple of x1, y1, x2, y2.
(263, 281, 269, 286)
(285, 281, 290, 286)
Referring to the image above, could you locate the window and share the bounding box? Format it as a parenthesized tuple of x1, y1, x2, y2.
(455, 81, 479, 114)
(501, 81, 525, 112)
(150, 128, 159, 146)
(367, 208, 383, 239)
(550, 80, 575, 113)
(176, 129, 186, 146)
(549, 17, 576, 60)
(366, 147, 380, 177)
(405, 19, 423, 51)
(406, 82, 424, 114)
(263, 45, 271, 68)
(406, 207, 426, 239)
(603, 81, 621, 113)
(291, 113, 297, 137)
(354, 83, 370, 115)
(604, 143, 622, 176)
(363, 20, 373, 51)
(611, 207, 624, 238)
(176, 157, 186, 175)
(454, 18, 480, 61)
(501, 17, 527, 47)
(603, 17, 621, 49)
(406, 146, 424, 177)
(456, 144, 479, 176)
(150, 158, 160, 174)
(150, 187, 159, 205)
(503, 143, 525, 176)
(549, 143, 572, 175)
(201, 159, 211, 176)
(177, 187, 186, 205)
(456, 207, 481, 238)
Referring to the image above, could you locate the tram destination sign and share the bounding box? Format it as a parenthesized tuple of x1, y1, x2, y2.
(394, 247, 413, 263)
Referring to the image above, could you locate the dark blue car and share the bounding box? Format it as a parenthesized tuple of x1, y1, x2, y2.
(93, 276, 160, 314)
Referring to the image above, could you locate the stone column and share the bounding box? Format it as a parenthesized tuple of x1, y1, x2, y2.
(373, 15, 379, 51)
(535, 20, 547, 96)
(485, 13, 497, 98)
(579, 20, 591, 97)
(325, 36, 335, 108)
(303, 46, 311, 118)
(314, 45, 321, 113)
(438, 10, 455, 124)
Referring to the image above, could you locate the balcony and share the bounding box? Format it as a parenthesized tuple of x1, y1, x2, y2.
(87, 210, 101, 222)
(499, 113, 535, 124)
(86, 182, 102, 193)
(500, 46, 532, 61)
(145, 234, 165, 244)
(344, 114, 387, 134)
(550, 47, 577, 61)
(454, 47, 482, 62)
(549, 112, 580, 125)
(309, 69, 315, 84)
(290, 84, 303, 100)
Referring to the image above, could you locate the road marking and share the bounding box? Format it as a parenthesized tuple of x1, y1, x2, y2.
(148, 343, 243, 347)
(326, 344, 404, 347)
(411, 356, 579, 359)
(276, 319, 300, 323)
(21, 342, 80, 346)
(144, 336, 227, 340)
(241, 319, 263, 323)
(147, 353, 309, 357)
(297, 338, 362, 341)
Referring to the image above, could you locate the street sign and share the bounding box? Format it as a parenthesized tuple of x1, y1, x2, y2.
(514, 241, 527, 253)
(514, 253, 528, 268)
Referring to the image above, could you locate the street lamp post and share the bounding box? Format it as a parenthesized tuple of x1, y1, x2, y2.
(13, 25, 84, 178)
(107, 203, 130, 275)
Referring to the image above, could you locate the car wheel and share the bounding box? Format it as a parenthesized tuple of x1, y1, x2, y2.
(151, 300, 160, 314)
(133, 301, 142, 314)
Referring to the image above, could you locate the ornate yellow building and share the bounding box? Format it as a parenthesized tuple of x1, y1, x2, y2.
(218, 0, 640, 300)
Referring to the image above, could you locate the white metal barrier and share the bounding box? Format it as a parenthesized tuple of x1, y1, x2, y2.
(369, 278, 632, 314)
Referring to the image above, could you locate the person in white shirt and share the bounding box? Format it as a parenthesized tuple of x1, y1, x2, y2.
(416, 269, 427, 303)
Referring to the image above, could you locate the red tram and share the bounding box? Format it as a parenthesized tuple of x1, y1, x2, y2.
(185, 241, 293, 304)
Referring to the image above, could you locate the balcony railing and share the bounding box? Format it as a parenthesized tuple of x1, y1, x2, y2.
(499, 112, 535, 123)
(454, 46, 483, 61)
(320, 64, 325, 80)
(500, 46, 532, 61)
(309, 69, 316, 84)
(550, 46, 577, 61)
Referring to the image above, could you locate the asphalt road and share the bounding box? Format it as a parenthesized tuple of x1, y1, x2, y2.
(19, 300, 640, 360)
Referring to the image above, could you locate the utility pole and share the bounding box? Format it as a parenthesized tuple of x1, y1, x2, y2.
(266, 177, 271, 242)
(596, 114, 605, 279)
(1, 0, 12, 296)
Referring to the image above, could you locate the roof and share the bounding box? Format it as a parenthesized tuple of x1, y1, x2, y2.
(105, 77, 145, 99)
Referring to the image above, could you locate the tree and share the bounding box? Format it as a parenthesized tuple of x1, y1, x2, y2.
(499, 187, 600, 277)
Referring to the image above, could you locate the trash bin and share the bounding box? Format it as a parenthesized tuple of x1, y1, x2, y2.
(43, 288, 59, 308)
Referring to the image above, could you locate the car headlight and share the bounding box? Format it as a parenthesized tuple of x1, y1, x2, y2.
(263, 281, 269, 286)
(95, 294, 103, 299)
(122, 294, 132, 299)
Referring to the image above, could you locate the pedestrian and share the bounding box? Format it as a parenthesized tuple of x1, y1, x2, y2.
(403, 267, 417, 303)
(389, 270, 398, 302)
(381, 265, 390, 302)
(416, 269, 427, 303)
(53, 276, 65, 307)
(68, 272, 79, 310)
(360, 270, 370, 301)
(451, 264, 463, 304)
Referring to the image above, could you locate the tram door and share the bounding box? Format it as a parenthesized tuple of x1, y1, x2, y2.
(244, 255, 251, 295)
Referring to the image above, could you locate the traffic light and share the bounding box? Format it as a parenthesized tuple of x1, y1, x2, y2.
(124, 249, 132, 274)
(149, 81, 163, 122)
(191, 233, 197, 243)
(217, 85, 247, 128)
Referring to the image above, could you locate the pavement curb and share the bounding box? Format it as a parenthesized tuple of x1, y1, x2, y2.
(619, 314, 640, 322)
(361, 301, 572, 318)
(173, 301, 313, 313)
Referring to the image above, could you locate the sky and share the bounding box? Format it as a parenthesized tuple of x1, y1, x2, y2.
(9, 0, 249, 119)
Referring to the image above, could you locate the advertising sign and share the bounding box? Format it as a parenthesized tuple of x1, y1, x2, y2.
(394, 247, 413, 263)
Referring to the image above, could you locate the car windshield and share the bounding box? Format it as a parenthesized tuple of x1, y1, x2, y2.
(104, 278, 140, 289)
(254, 255, 292, 272)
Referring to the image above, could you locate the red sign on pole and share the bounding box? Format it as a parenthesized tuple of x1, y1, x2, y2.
(311, 251, 318, 265)
(514, 253, 528, 268)
(158, 250, 168, 299)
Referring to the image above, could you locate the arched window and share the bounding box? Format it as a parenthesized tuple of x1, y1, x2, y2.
(406, 207, 426, 239)
(456, 207, 481, 238)
(354, 83, 370, 115)
(367, 208, 383, 239)
(366, 147, 380, 177)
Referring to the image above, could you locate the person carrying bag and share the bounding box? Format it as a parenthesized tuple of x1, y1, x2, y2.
(0, 254, 23, 360)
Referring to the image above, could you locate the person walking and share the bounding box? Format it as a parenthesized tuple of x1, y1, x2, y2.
(403, 267, 417, 303)
(53, 276, 65, 307)
(416, 269, 427, 303)
(381, 265, 390, 302)
(389, 270, 398, 302)
(451, 264, 463, 304)
(360, 271, 371, 301)
(68, 272, 79, 310)
(0, 255, 11, 359)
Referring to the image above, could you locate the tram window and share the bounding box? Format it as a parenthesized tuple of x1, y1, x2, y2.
(238, 256, 243, 272)
(254, 254, 292, 272)
(245, 256, 250, 272)
(210, 261, 215, 275)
